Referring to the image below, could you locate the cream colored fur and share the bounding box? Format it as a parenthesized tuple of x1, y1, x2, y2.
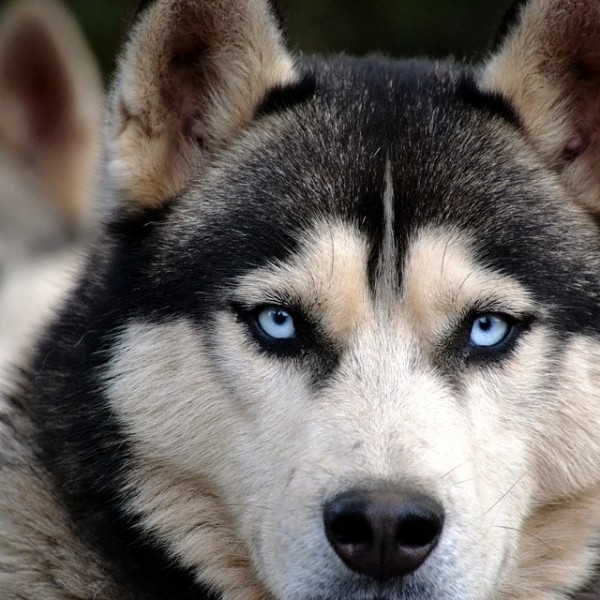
(481, 0, 600, 214)
(108, 0, 296, 208)
(0, 247, 82, 375)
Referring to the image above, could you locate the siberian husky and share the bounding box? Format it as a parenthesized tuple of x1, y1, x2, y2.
(2, 1, 600, 599)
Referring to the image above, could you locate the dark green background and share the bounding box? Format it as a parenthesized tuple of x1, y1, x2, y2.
(59, 1, 514, 82)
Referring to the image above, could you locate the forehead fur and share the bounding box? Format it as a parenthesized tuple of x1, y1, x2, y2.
(105, 3, 600, 321)
(97, 54, 600, 341)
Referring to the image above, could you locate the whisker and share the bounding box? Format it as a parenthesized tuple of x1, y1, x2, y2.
(492, 525, 562, 561)
(484, 474, 525, 516)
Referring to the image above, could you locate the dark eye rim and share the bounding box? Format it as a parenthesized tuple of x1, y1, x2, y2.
(232, 302, 311, 357)
(463, 310, 533, 363)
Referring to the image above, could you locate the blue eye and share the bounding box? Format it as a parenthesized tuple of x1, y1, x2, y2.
(469, 314, 511, 348)
(256, 306, 296, 340)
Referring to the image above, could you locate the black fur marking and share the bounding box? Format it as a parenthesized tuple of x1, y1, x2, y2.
(31, 209, 221, 600)
(570, 564, 600, 599)
(491, 0, 529, 52)
(456, 73, 521, 127)
(29, 188, 344, 593)
(256, 71, 317, 119)
(33, 354, 219, 599)
(305, 56, 600, 339)
(358, 164, 387, 295)
(106, 197, 176, 239)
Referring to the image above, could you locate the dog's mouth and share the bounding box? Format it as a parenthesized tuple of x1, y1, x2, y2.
(304, 594, 407, 600)
(297, 576, 433, 600)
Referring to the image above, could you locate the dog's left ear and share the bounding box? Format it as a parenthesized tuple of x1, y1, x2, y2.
(481, 0, 600, 214)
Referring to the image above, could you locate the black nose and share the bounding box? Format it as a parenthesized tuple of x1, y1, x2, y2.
(323, 489, 444, 581)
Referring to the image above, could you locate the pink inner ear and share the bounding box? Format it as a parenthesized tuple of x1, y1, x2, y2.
(179, 94, 208, 148)
(560, 67, 600, 163)
(564, 135, 589, 159)
(187, 117, 207, 148)
(0, 18, 74, 149)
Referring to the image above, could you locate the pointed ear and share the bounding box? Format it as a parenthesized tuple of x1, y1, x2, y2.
(0, 0, 103, 222)
(108, 0, 296, 210)
(481, 0, 600, 213)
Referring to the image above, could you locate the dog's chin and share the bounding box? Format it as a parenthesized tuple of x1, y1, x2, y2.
(283, 573, 450, 600)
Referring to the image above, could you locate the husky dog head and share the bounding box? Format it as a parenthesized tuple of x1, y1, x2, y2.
(28, 1, 600, 599)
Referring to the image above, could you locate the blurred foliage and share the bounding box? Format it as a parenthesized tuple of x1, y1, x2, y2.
(279, 1, 513, 59)
(67, 1, 136, 80)
(61, 1, 513, 84)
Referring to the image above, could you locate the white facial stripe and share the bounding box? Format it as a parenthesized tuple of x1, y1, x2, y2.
(376, 159, 397, 298)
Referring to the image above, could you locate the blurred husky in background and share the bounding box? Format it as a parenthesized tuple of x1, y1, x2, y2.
(0, 0, 102, 373)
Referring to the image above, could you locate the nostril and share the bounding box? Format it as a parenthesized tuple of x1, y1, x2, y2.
(329, 512, 373, 546)
(395, 506, 443, 549)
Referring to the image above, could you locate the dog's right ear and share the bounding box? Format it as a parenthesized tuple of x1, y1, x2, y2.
(108, 0, 296, 211)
